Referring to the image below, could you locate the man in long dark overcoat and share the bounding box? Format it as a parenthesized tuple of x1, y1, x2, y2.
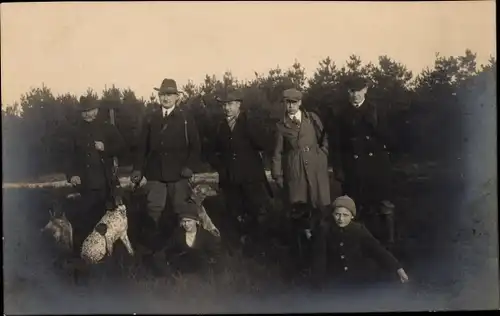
(131, 78, 201, 267)
(63, 96, 126, 253)
(206, 89, 273, 247)
(331, 77, 396, 245)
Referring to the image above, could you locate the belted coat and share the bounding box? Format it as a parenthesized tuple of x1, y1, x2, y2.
(271, 110, 331, 208)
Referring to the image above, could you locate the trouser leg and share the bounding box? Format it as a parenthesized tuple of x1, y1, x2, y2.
(159, 179, 191, 241)
(380, 200, 396, 245)
(143, 181, 168, 252)
(240, 181, 271, 243)
(71, 189, 107, 254)
(222, 185, 244, 236)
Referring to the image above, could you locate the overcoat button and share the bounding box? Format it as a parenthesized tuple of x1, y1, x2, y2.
(354, 155, 358, 159)
(344, 266, 348, 271)
(369, 152, 373, 156)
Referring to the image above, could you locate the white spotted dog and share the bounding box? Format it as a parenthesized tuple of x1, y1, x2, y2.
(80, 196, 134, 264)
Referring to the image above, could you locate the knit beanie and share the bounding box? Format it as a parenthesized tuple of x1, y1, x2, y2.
(332, 195, 357, 217)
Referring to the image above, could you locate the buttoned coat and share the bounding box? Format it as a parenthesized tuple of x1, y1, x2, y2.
(312, 220, 402, 286)
(206, 112, 272, 188)
(334, 100, 393, 204)
(271, 110, 331, 208)
(133, 106, 201, 183)
(64, 119, 126, 190)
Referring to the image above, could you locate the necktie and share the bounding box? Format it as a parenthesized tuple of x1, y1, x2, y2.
(227, 116, 237, 131)
(292, 116, 300, 126)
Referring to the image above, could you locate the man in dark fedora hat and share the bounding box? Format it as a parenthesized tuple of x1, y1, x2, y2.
(329, 77, 397, 246)
(131, 78, 201, 269)
(205, 89, 274, 250)
(62, 95, 126, 254)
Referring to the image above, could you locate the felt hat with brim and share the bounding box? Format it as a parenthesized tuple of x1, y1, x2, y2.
(78, 96, 100, 112)
(217, 90, 244, 103)
(283, 88, 303, 102)
(332, 195, 357, 217)
(154, 78, 180, 95)
(178, 203, 200, 221)
(346, 77, 373, 91)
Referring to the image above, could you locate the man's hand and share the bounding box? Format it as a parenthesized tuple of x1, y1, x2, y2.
(397, 268, 409, 283)
(334, 169, 345, 183)
(181, 167, 193, 179)
(131, 170, 142, 184)
(69, 176, 81, 186)
(94, 141, 105, 151)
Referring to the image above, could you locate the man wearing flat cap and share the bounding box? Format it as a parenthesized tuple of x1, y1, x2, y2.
(205, 89, 273, 248)
(271, 88, 332, 269)
(63, 95, 126, 253)
(131, 78, 201, 263)
(331, 77, 396, 246)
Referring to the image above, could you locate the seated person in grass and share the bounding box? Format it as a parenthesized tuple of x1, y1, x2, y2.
(312, 195, 409, 289)
(163, 202, 222, 275)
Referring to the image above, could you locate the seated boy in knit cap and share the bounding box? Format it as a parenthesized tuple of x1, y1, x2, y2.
(312, 195, 409, 289)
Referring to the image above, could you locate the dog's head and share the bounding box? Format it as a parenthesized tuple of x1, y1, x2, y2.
(190, 184, 216, 203)
(41, 208, 73, 251)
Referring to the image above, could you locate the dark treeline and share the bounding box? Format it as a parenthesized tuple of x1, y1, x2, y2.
(2, 50, 496, 182)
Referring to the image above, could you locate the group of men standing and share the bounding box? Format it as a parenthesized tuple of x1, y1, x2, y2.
(63, 76, 396, 272)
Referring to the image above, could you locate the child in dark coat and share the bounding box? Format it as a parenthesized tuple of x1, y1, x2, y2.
(162, 202, 222, 276)
(312, 195, 409, 289)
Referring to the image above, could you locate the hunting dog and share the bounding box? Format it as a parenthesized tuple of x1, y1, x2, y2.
(41, 207, 74, 254)
(189, 183, 221, 237)
(80, 196, 134, 264)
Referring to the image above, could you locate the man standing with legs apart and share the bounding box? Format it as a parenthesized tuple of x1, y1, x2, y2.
(206, 90, 273, 253)
(271, 88, 332, 272)
(63, 96, 126, 255)
(131, 78, 201, 273)
(333, 77, 396, 247)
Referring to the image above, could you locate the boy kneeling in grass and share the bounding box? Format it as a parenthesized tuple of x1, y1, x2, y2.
(312, 195, 409, 290)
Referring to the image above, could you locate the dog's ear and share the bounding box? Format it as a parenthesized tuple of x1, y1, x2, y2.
(49, 209, 55, 218)
(61, 212, 68, 220)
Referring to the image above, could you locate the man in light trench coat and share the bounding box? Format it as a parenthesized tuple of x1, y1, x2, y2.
(271, 88, 332, 270)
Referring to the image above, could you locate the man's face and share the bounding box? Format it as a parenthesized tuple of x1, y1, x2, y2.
(333, 207, 353, 228)
(222, 101, 241, 118)
(159, 93, 179, 109)
(180, 218, 198, 232)
(285, 99, 301, 116)
(348, 87, 368, 106)
(81, 108, 99, 122)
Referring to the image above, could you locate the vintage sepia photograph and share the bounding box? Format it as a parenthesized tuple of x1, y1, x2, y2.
(2, 1, 498, 313)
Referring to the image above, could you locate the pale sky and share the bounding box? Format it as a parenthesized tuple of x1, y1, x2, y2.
(1, 1, 496, 106)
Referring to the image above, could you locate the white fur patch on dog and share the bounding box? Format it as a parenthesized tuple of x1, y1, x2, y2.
(80, 204, 134, 264)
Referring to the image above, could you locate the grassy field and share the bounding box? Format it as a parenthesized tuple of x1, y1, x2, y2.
(3, 157, 497, 313)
